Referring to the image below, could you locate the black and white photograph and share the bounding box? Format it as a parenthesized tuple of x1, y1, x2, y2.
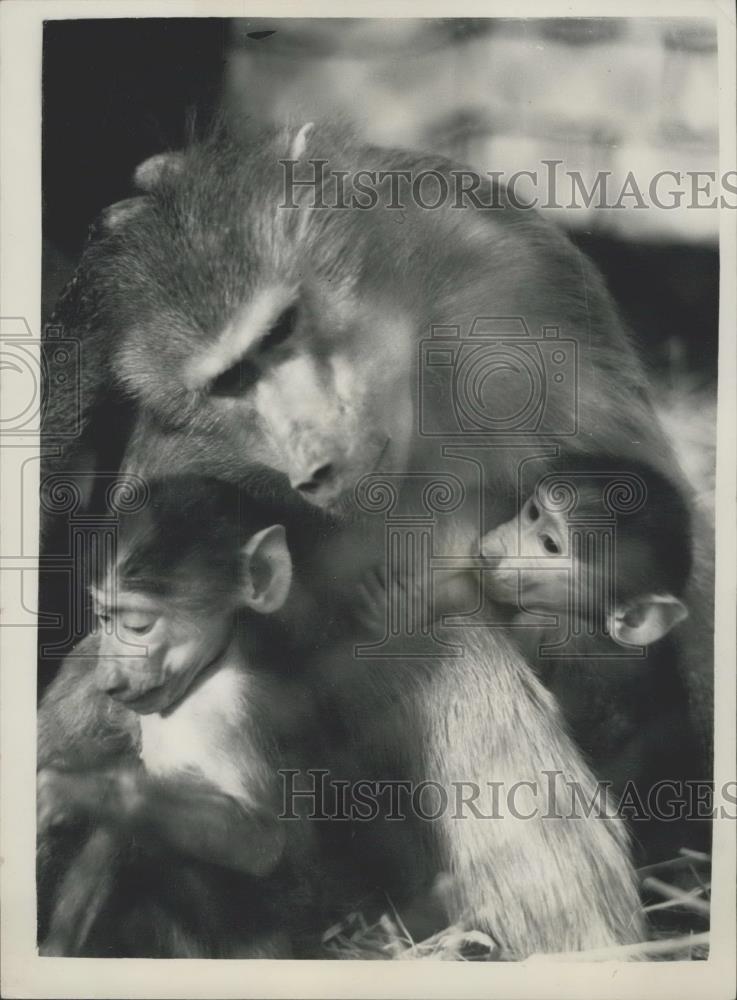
(0, 3, 735, 998)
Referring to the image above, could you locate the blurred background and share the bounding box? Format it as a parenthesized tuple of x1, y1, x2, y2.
(43, 16, 719, 456)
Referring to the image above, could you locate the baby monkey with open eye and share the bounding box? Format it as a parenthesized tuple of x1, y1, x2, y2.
(37, 474, 335, 958)
(436, 454, 695, 844)
(480, 454, 691, 649)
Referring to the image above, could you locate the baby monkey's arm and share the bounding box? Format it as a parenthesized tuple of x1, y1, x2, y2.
(37, 764, 286, 877)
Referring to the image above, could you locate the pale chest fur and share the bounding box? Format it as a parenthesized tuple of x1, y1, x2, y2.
(139, 660, 258, 802)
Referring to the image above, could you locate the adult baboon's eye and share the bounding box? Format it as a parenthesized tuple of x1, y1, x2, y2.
(528, 501, 539, 522)
(260, 304, 298, 351)
(542, 535, 560, 554)
(211, 357, 260, 397)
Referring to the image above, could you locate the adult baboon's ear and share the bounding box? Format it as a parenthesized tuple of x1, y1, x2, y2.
(98, 197, 149, 231)
(240, 525, 293, 614)
(609, 594, 688, 647)
(133, 152, 184, 191)
(288, 122, 314, 161)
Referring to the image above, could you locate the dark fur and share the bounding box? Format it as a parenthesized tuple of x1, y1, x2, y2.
(522, 627, 707, 864)
(543, 453, 693, 601)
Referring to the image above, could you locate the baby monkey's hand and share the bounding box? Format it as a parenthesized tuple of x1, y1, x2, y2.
(37, 765, 142, 834)
(37, 767, 92, 833)
(352, 561, 482, 635)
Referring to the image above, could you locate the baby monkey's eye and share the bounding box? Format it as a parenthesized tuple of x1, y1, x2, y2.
(528, 501, 539, 522)
(542, 535, 560, 554)
(97, 612, 112, 626)
(126, 623, 154, 636)
(120, 612, 157, 636)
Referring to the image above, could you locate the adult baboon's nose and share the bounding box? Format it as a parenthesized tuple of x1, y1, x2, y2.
(293, 462, 338, 502)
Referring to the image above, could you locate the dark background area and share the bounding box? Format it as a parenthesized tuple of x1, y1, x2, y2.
(43, 19, 227, 255)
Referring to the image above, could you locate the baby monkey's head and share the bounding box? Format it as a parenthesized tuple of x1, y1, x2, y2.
(91, 475, 297, 715)
(481, 455, 692, 647)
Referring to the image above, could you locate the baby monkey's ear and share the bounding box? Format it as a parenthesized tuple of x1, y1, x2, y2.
(609, 594, 688, 647)
(240, 525, 293, 614)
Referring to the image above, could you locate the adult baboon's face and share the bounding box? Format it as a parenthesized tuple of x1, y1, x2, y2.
(103, 137, 418, 511)
(118, 276, 416, 511)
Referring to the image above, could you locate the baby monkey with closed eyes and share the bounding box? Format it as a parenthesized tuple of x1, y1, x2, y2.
(37, 473, 335, 958)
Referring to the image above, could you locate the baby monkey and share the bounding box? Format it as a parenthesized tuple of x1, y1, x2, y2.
(480, 454, 691, 648)
(466, 454, 694, 829)
(37, 474, 332, 957)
